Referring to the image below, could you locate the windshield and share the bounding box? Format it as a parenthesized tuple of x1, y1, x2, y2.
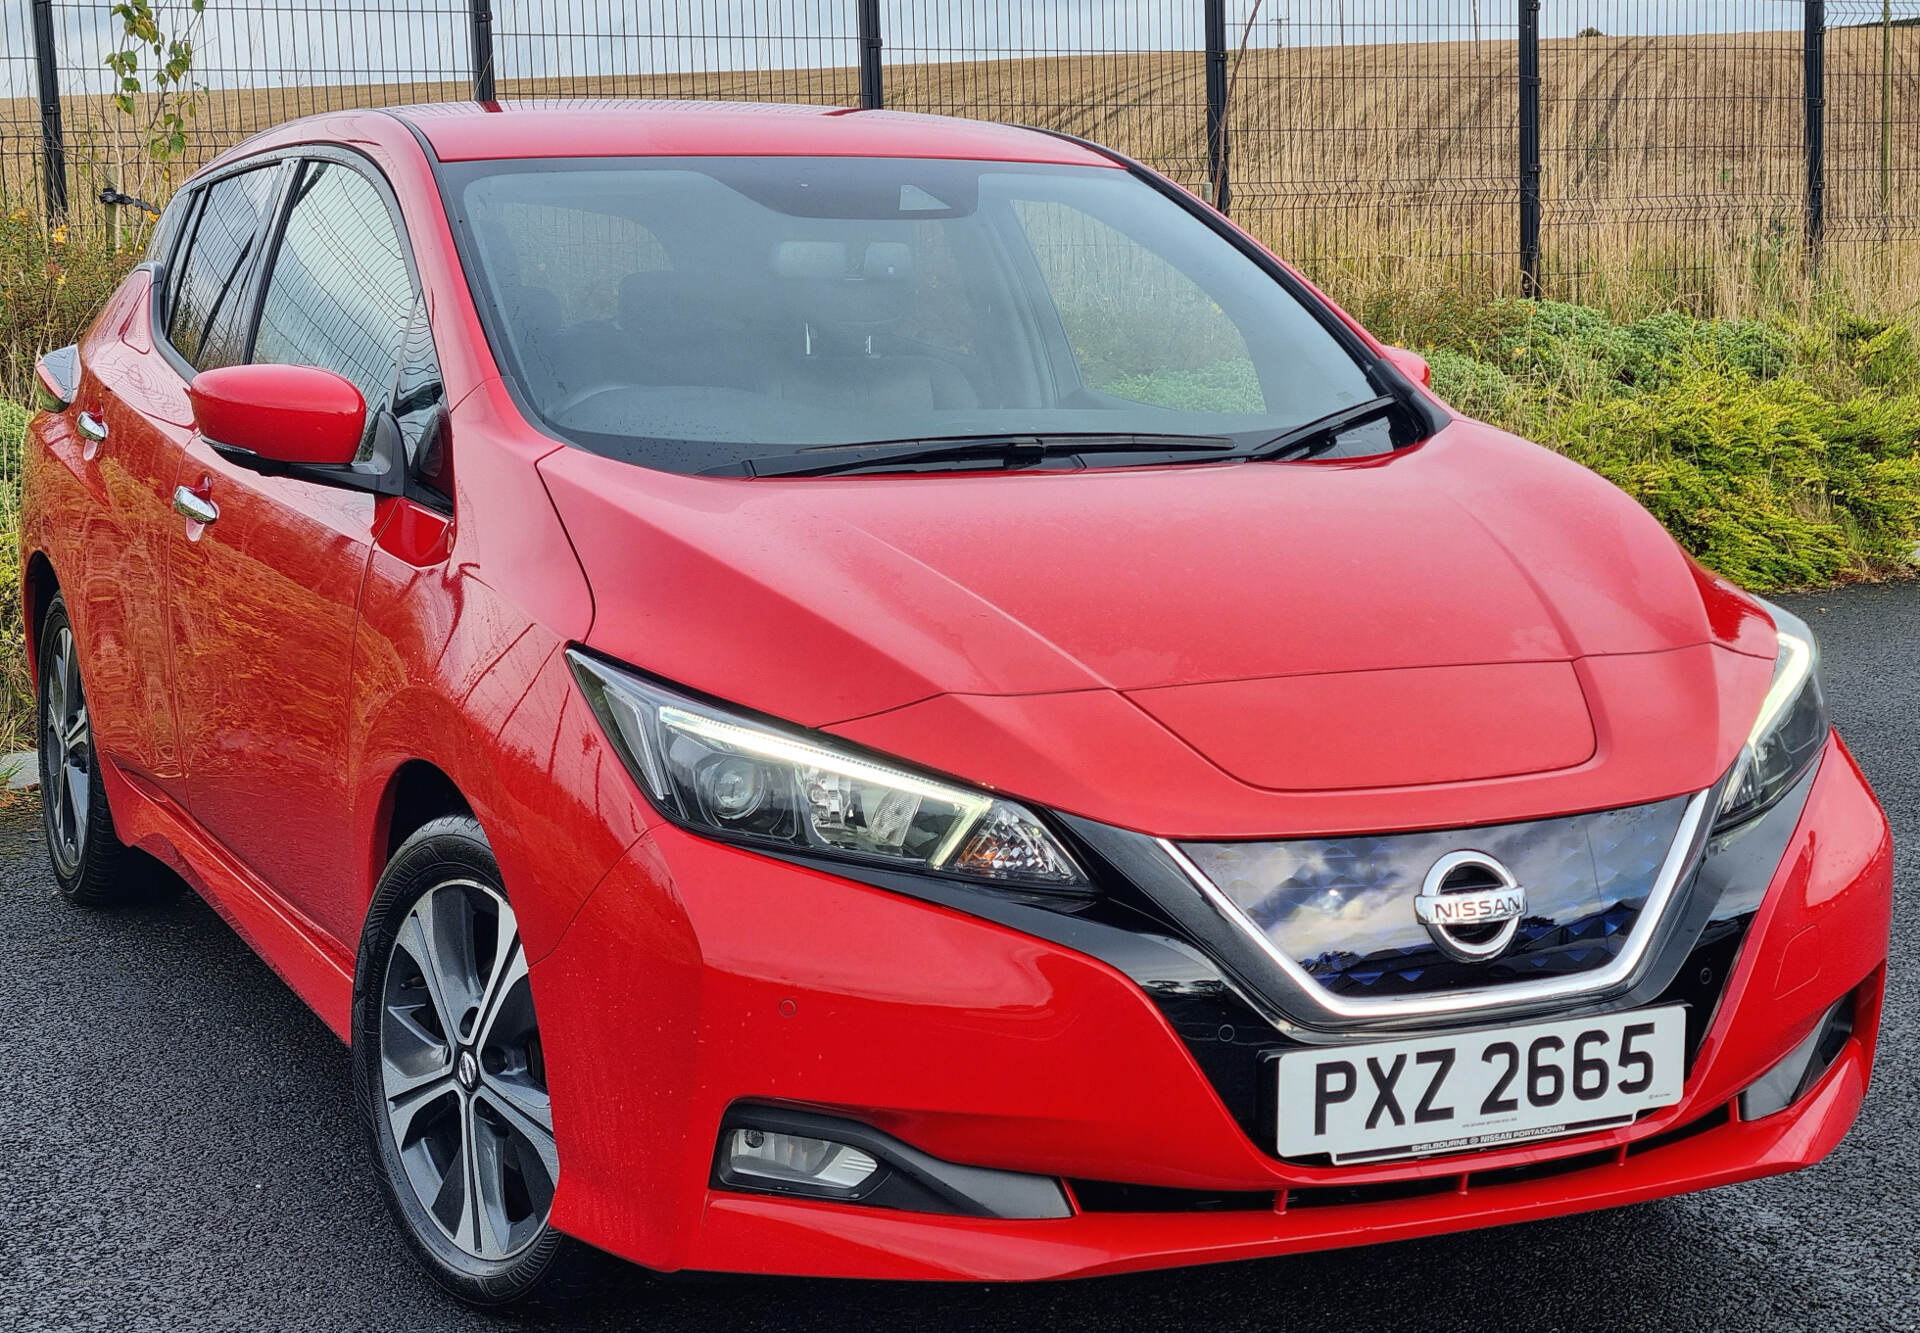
(443, 155, 1383, 474)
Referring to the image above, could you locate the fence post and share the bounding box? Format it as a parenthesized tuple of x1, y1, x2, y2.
(29, 0, 68, 219)
(469, 0, 497, 103)
(1518, 0, 1542, 297)
(1804, 0, 1826, 255)
(857, 0, 883, 109)
(1203, 0, 1229, 213)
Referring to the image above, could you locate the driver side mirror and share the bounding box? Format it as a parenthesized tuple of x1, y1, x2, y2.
(189, 363, 366, 468)
(1382, 345, 1432, 389)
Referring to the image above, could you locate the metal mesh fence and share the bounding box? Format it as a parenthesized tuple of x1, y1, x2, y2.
(882, 1, 1210, 194)
(1825, 1, 1920, 241)
(1538, 2, 1808, 301)
(3, 0, 1919, 304)
(1223, 2, 1520, 294)
(493, 0, 859, 104)
(2, 0, 49, 212)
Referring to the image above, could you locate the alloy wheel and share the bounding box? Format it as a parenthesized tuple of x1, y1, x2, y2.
(379, 879, 557, 1262)
(41, 624, 91, 877)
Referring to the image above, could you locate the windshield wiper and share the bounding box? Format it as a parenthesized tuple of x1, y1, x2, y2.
(709, 433, 1240, 479)
(1243, 395, 1404, 462)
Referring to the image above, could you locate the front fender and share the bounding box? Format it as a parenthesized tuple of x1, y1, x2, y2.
(348, 572, 655, 965)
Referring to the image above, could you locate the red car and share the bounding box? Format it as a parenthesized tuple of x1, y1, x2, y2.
(19, 102, 1891, 1307)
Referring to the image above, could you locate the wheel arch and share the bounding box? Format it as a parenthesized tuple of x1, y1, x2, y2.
(349, 635, 647, 967)
(380, 758, 473, 862)
(22, 550, 59, 681)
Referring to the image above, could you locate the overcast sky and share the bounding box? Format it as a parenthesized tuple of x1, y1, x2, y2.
(5, 1, 1902, 99)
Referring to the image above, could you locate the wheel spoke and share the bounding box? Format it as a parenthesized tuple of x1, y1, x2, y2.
(44, 749, 65, 815)
(60, 635, 82, 732)
(429, 1101, 475, 1241)
(65, 758, 89, 831)
(382, 1032, 453, 1098)
(473, 936, 526, 1052)
(476, 1078, 559, 1185)
(46, 634, 68, 728)
(396, 908, 461, 1044)
(469, 1108, 514, 1260)
(479, 1068, 552, 1132)
(387, 1076, 457, 1144)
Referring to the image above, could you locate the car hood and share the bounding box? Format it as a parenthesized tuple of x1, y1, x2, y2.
(539, 419, 1779, 834)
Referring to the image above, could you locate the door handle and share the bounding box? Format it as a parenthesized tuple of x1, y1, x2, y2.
(77, 411, 108, 442)
(172, 485, 219, 526)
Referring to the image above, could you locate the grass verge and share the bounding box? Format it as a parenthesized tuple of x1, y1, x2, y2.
(2, 399, 30, 756)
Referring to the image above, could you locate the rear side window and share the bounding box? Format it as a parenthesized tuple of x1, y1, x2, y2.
(252, 161, 416, 416)
(166, 165, 280, 371)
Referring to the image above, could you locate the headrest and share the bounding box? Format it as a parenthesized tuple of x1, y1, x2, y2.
(771, 240, 915, 332)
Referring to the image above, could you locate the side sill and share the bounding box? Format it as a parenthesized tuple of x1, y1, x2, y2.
(97, 755, 357, 1039)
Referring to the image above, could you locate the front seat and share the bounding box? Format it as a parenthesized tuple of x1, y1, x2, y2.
(612, 269, 762, 390)
(768, 240, 978, 413)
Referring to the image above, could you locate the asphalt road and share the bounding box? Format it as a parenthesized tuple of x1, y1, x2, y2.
(2, 584, 1916, 1333)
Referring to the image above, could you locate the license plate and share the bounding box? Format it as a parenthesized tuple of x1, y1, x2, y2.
(1276, 1006, 1686, 1163)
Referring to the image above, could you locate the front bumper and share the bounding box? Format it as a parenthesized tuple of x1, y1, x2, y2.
(530, 733, 1891, 1280)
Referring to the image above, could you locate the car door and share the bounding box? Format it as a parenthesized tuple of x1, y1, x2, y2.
(72, 165, 281, 802)
(166, 153, 425, 927)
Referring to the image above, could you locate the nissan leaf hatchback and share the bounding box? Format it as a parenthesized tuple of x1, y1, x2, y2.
(19, 103, 1891, 1306)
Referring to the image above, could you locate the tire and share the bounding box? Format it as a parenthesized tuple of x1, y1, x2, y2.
(352, 814, 591, 1308)
(37, 592, 143, 907)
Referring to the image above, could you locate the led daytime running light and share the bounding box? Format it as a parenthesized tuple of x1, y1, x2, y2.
(655, 704, 996, 866)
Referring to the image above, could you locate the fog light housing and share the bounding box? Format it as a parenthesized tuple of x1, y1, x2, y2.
(723, 1128, 880, 1192)
(1738, 992, 1854, 1121)
(712, 1105, 1072, 1218)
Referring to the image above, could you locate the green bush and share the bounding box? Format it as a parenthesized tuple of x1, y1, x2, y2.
(2, 210, 140, 401)
(2, 399, 29, 756)
(1425, 347, 1525, 426)
(1542, 372, 1920, 588)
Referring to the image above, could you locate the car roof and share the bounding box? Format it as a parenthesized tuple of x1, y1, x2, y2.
(385, 100, 1121, 167)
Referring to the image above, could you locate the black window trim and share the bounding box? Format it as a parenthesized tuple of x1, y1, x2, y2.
(149, 187, 201, 328)
(146, 142, 450, 507)
(153, 158, 294, 380)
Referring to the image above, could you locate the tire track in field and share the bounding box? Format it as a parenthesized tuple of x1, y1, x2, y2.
(1557, 35, 1656, 204)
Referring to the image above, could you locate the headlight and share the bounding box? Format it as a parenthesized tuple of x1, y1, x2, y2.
(1714, 602, 1829, 832)
(567, 650, 1090, 889)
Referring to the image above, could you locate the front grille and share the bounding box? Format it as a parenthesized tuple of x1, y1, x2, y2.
(1177, 796, 1690, 997)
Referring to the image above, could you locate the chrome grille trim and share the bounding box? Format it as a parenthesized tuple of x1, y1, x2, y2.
(1155, 789, 1714, 1023)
